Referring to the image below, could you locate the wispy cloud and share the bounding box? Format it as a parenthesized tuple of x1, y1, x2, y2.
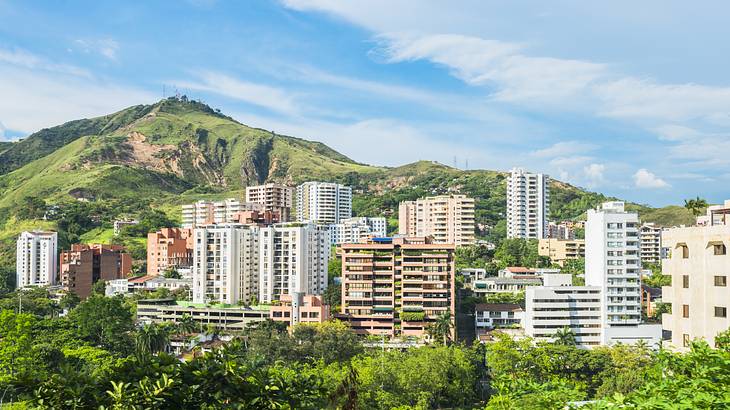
(633, 168, 670, 189)
(0, 47, 91, 77)
(531, 141, 598, 158)
(73, 38, 119, 60)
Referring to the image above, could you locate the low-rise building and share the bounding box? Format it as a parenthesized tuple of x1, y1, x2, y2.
(270, 292, 330, 326)
(113, 219, 139, 236)
(60, 244, 132, 298)
(475, 303, 524, 341)
(525, 286, 603, 347)
(458, 268, 489, 288)
(137, 299, 270, 332)
(538, 239, 586, 267)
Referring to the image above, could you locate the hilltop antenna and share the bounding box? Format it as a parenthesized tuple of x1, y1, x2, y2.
(453, 156, 457, 169)
(163, 84, 166, 98)
(465, 158, 469, 170)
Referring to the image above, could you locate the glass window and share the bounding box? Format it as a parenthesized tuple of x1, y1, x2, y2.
(683, 275, 689, 288)
(714, 244, 727, 255)
(715, 307, 727, 318)
(683, 334, 690, 347)
(715, 276, 727, 287)
(682, 304, 690, 318)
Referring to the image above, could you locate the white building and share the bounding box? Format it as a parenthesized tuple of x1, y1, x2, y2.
(259, 223, 330, 303)
(296, 182, 352, 224)
(525, 286, 603, 347)
(328, 217, 387, 245)
(640, 223, 663, 266)
(192, 224, 261, 305)
(245, 183, 294, 221)
(586, 202, 662, 346)
(16, 231, 58, 288)
(182, 199, 263, 228)
(475, 303, 524, 340)
(506, 168, 549, 239)
(113, 219, 139, 236)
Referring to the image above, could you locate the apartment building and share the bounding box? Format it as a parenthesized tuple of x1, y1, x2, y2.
(525, 286, 603, 347)
(270, 292, 330, 326)
(181, 199, 264, 228)
(586, 202, 662, 345)
(246, 183, 294, 222)
(538, 238, 586, 267)
(661, 200, 730, 350)
(329, 217, 387, 245)
(475, 303, 523, 330)
(147, 228, 194, 276)
(340, 237, 455, 339)
(60, 244, 132, 299)
(16, 231, 58, 288)
(506, 168, 549, 239)
(640, 223, 663, 266)
(398, 194, 475, 246)
(192, 224, 261, 305)
(258, 223, 330, 303)
(547, 222, 576, 240)
(295, 181, 352, 224)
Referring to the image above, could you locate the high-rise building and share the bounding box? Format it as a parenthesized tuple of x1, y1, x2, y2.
(60, 244, 132, 299)
(181, 199, 263, 228)
(192, 224, 261, 305)
(639, 223, 663, 266)
(506, 168, 549, 239)
(246, 183, 294, 222)
(147, 228, 194, 276)
(329, 217, 387, 245)
(295, 182, 352, 224)
(16, 231, 58, 288)
(340, 237, 455, 339)
(661, 199, 730, 350)
(258, 223, 330, 303)
(538, 238, 586, 267)
(398, 195, 475, 246)
(547, 221, 575, 240)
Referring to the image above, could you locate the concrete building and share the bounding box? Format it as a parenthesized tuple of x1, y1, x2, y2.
(16, 231, 58, 288)
(475, 303, 524, 340)
(547, 222, 575, 240)
(661, 205, 730, 350)
(182, 199, 264, 228)
(113, 219, 139, 236)
(640, 223, 663, 266)
(147, 228, 194, 276)
(340, 237, 455, 339)
(258, 223, 330, 303)
(398, 194, 475, 246)
(246, 183, 294, 222)
(506, 168, 549, 239)
(60, 244, 132, 298)
(295, 181, 352, 224)
(137, 299, 270, 332)
(329, 217, 387, 245)
(270, 292, 330, 326)
(525, 286, 603, 347)
(458, 268, 489, 288)
(192, 224, 261, 305)
(538, 238, 586, 267)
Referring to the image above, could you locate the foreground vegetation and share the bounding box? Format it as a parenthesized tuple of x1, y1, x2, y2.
(0, 288, 728, 409)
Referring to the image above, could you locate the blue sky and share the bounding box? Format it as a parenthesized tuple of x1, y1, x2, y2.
(1, 0, 729, 207)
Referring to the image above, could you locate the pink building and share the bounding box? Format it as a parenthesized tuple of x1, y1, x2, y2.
(270, 292, 330, 326)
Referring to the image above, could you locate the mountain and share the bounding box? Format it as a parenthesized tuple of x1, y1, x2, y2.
(0, 97, 694, 281)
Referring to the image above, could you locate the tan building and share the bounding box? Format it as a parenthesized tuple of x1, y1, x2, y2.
(538, 238, 586, 266)
(662, 200, 730, 350)
(246, 183, 294, 222)
(181, 199, 263, 228)
(340, 237, 455, 339)
(398, 194, 475, 246)
(60, 244, 132, 298)
(147, 228, 194, 276)
(270, 292, 330, 326)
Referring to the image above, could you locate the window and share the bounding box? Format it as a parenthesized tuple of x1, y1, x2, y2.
(683, 334, 691, 347)
(715, 307, 727, 318)
(714, 244, 727, 255)
(682, 304, 690, 318)
(683, 275, 690, 288)
(681, 245, 689, 259)
(715, 276, 727, 287)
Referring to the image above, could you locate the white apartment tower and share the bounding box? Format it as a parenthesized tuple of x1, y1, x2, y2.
(329, 217, 387, 245)
(192, 224, 260, 305)
(398, 194, 476, 246)
(586, 202, 643, 330)
(639, 223, 663, 266)
(246, 183, 294, 221)
(295, 182, 352, 224)
(506, 168, 549, 239)
(259, 224, 330, 303)
(16, 231, 58, 288)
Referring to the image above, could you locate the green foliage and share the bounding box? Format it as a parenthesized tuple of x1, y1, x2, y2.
(399, 311, 426, 322)
(68, 294, 134, 354)
(494, 238, 548, 268)
(684, 196, 709, 217)
(0, 287, 59, 317)
(642, 273, 671, 288)
(455, 244, 495, 271)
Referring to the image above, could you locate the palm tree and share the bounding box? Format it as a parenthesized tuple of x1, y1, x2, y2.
(136, 323, 170, 358)
(553, 326, 577, 346)
(684, 196, 709, 217)
(428, 312, 453, 345)
(177, 313, 200, 334)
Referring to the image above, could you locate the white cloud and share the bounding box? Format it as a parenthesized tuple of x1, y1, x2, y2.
(532, 141, 598, 158)
(549, 156, 594, 167)
(73, 38, 119, 60)
(0, 47, 90, 77)
(178, 71, 300, 116)
(583, 163, 605, 188)
(633, 168, 670, 189)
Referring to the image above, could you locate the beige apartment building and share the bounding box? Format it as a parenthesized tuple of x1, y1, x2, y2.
(398, 195, 475, 246)
(340, 237, 455, 339)
(245, 183, 294, 222)
(538, 238, 586, 266)
(662, 200, 730, 350)
(147, 228, 194, 276)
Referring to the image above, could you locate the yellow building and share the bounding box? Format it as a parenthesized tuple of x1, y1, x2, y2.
(538, 238, 585, 266)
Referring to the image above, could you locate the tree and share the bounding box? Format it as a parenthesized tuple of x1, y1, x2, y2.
(163, 267, 181, 279)
(428, 312, 453, 345)
(68, 294, 134, 354)
(135, 323, 171, 358)
(684, 196, 709, 217)
(176, 313, 200, 334)
(553, 327, 577, 346)
(59, 292, 81, 311)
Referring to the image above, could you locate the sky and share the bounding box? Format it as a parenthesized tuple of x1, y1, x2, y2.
(1, 0, 729, 207)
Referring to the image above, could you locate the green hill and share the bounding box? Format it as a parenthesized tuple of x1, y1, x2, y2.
(0, 97, 695, 288)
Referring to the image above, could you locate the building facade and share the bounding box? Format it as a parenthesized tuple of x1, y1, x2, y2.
(340, 237, 455, 339)
(147, 228, 194, 276)
(547, 221, 576, 240)
(538, 238, 586, 267)
(270, 292, 330, 326)
(398, 194, 475, 246)
(245, 183, 294, 222)
(506, 168, 549, 239)
(640, 223, 663, 266)
(295, 181, 352, 224)
(182, 199, 264, 228)
(525, 286, 603, 347)
(661, 210, 730, 350)
(16, 231, 58, 288)
(329, 217, 387, 245)
(60, 244, 132, 298)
